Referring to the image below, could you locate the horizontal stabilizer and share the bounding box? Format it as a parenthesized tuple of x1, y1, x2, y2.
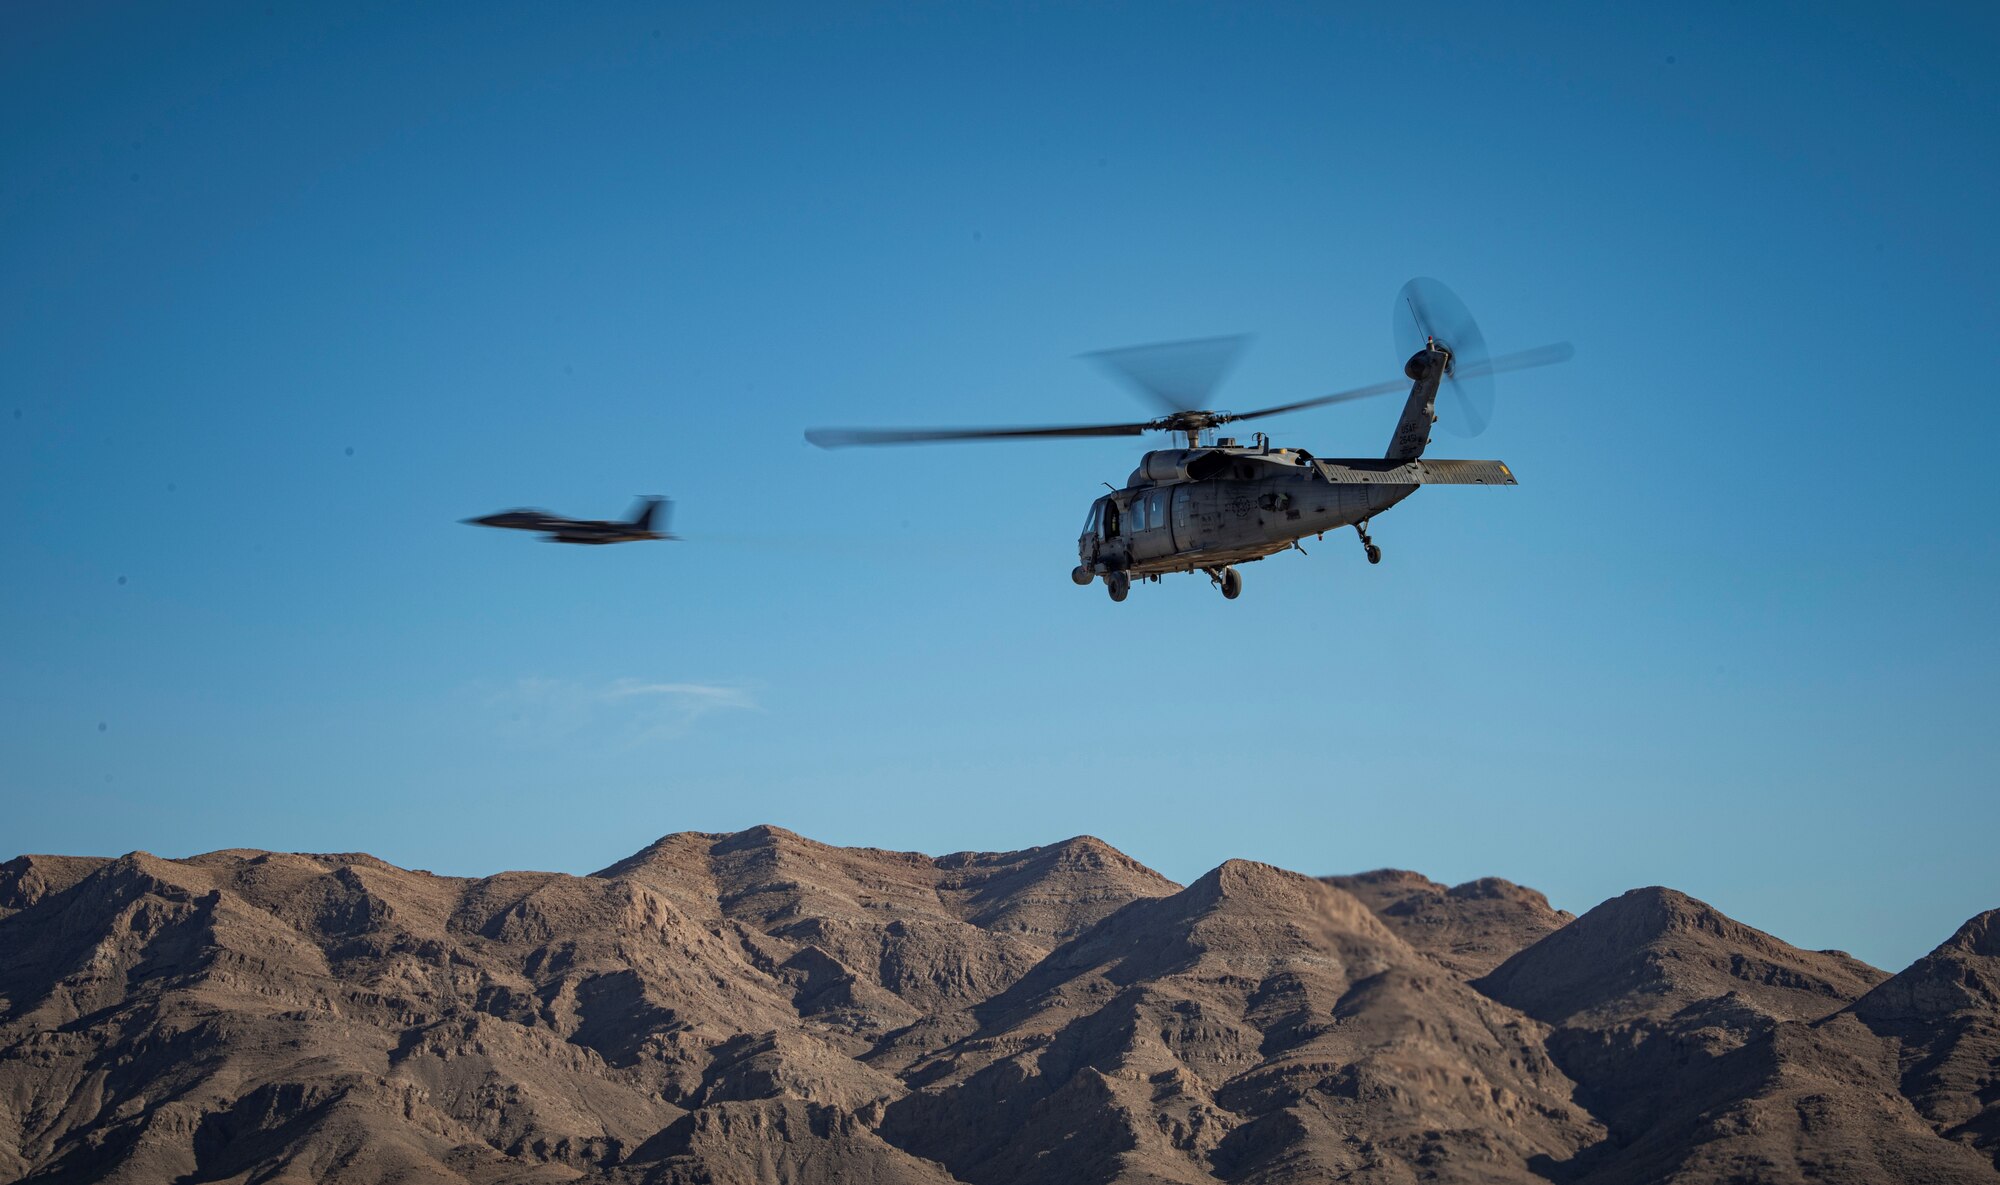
(1311, 458, 1516, 485)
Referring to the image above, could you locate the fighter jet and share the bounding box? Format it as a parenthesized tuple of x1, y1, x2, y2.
(462, 496, 676, 545)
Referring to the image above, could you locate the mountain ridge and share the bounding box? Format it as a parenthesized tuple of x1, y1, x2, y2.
(0, 828, 1993, 1184)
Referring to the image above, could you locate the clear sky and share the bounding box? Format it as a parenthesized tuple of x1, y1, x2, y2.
(4, 2, 1995, 973)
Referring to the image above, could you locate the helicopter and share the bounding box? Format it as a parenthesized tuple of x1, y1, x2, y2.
(806, 279, 1571, 601)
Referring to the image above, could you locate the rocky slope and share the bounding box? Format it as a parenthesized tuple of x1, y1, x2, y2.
(0, 829, 1992, 1184)
(1321, 869, 1573, 978)
(1851, 910, 2000, 1171)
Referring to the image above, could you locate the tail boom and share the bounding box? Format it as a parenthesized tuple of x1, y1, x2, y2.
(1384, 345, 1449, 461)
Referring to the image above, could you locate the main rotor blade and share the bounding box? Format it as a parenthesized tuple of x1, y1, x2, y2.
(805, 422, 1150, 448)
(1217, 376, 1410, 424)
(1079, 334, 1252, 416)
(1450, 341, 1574, 380)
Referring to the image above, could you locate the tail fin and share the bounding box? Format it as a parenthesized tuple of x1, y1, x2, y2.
(1384, 346, 1449, 461)
(630, 497, 665, 531)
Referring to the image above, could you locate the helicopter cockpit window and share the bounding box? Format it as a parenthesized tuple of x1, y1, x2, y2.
(1130, 497, 1146, 533)
(1083, 503, 1100, 534)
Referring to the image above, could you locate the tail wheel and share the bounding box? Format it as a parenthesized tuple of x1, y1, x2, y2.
(1221, 568, 1243, 599)
(1366, 545, 1382, 565)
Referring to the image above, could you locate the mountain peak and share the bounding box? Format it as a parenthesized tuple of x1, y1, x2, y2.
(1196, 858, 1370, 915)
(1163, 859, 1402, 955)
(1943, 909, 2000, 958)
(713, 822, 809, 850)
(1323, 866, 1572, 978)
(1447, 875, 1552, 905)
(1334, 867, 1439, 890)
(1479, 886, 1884, 1028)
(1855, 907, 2000, 1024)
(0, 854, 110, 915)
(1598, 884, 1713, 921)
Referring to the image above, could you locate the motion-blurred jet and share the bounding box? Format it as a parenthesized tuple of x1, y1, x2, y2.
(463, 496, 676, 545)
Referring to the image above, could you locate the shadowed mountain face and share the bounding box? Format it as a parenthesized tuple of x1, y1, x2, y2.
(1474, 888, 1997, 1183)
(0, 829, 1993, 1184)
(1850, 911, 2000, 1169)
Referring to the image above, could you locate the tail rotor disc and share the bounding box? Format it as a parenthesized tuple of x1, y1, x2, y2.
(1394, 277, 1494, 437)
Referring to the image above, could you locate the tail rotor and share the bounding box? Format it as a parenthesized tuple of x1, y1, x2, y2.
(1394, 277, 1495, 437)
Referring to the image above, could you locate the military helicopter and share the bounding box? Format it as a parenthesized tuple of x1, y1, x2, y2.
(807, 279, 1570, 601)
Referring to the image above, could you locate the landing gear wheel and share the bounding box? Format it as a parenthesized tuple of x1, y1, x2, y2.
(1071, 565, 1094, 586)
(1355, 521, 1381, 565)
(1220, 567, 1243, 599)
(1106, 572, 1130, 603)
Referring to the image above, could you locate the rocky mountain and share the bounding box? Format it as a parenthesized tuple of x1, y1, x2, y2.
(0, 828, 1993, 1184)
(1320, 869, 1573, 977)
(1851, 910, 2000, 1167)
(1473, 887, 1996, 1183)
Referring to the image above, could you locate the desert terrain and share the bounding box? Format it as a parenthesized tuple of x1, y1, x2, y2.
(1, 827, 1994, 1183)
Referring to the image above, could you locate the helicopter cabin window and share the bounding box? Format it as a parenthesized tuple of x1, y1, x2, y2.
(1129, 496, 1146, 533)
(1148, 491, 1167, 530)
(1173, 486, 1190, 529)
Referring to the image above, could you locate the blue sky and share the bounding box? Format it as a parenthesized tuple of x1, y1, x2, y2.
(3, 1, 1995, 972)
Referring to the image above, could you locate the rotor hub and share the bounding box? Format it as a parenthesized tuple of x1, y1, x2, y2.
(1152, 410, 1223, 432)
(1150, 409, 1233, 449)
(1404, 341, 1453, 381)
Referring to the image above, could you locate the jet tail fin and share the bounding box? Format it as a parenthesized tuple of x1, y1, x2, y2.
(630, 496, 672, 536)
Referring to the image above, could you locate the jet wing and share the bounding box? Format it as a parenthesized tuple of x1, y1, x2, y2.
(466, 509, 569, 530)
(1310, 458, 1516, 485)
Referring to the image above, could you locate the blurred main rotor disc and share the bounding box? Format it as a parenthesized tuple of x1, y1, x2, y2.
(1080, 334, 1251, 416)
(1394, 277, 1494, 437)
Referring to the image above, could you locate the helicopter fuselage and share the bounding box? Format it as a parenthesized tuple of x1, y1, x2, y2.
(1078, 442, 1420, 579)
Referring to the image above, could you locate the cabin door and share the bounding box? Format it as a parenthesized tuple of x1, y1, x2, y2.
(1128, 488, 1174, 563)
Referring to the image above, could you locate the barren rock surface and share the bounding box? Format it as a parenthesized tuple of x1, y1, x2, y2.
(1321, 869, 1573, 977)
(1851, 910, 2000, 1171)
(1472, 888, 1994, 1183)
(0, 829, 1993, 1183)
